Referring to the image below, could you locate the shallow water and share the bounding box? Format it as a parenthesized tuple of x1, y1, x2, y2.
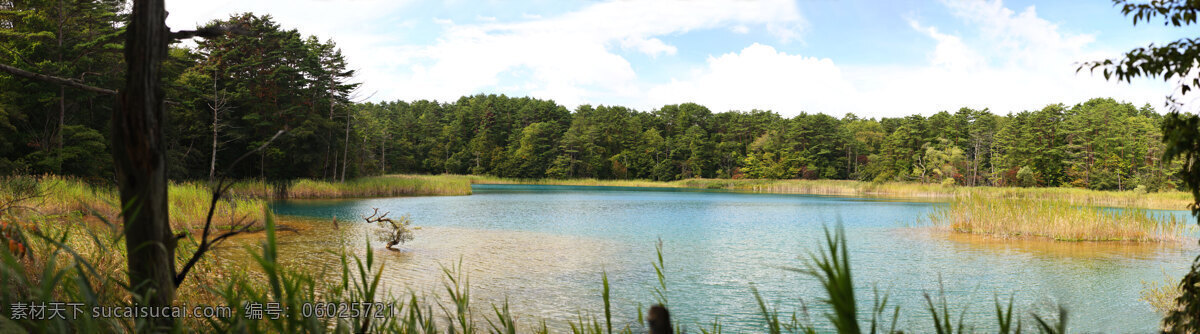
(246, 184, 1196, 332)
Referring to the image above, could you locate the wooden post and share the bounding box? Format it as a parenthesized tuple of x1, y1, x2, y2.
(113, 0, 176, 328)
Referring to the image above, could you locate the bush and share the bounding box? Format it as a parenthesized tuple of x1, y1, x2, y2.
(1017, 167, 1036, 187)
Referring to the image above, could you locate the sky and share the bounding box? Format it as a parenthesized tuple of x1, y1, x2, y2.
(164, 0, 1200, 118)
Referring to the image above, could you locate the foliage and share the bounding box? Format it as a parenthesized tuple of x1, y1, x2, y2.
(1082, 1, 1200, 331)
(1142, 272, 1184, 315)
(0, 1, 1180, 192)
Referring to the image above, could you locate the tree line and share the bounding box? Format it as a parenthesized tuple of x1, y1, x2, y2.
(348, 96, 1175, 191)
(0, 6, 1179, 192)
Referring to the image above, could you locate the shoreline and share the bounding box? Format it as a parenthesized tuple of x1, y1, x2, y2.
(466, 175, 1193, 211)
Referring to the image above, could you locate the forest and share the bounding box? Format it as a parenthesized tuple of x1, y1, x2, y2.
(0, 5, 1179, 193)
(4, 1, 1200, 333)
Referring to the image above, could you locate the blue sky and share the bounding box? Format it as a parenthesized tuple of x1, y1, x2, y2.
(166, 0, 1199, 117)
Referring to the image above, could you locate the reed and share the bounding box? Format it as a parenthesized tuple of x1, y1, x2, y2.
(1, 175, 264, 232)
(468, 175, 680, 188)
(929, 194, 1191, 242)
(227, 175, 473, 199)
(464, 175, 1193, 210)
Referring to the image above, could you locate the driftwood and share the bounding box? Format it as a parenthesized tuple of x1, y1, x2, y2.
(361, 208, 414, 250)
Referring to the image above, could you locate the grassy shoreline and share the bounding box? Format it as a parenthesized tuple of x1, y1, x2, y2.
(467, 175, 1192, 211)
(229, 174, 473, 199)
(928, 194, 1192, 242)
(3, 175, 264, 232)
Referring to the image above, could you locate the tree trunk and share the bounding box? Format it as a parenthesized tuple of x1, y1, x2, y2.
(56, 0, 64, 173)
(114, 0, 176, 328)
(972, 141, 979, 187)
(341, 109, 349, 182)
(208, 73, 220, 182)
(380, 128, 387, 174)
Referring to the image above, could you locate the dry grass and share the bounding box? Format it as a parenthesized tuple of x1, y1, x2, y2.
(2, 175, 263, 232)
(928, 194, 1192, 242)
(465, 175, 1193, 210)
(468, 175, 681, 188)
(0, 176, 251, 321)
(227, 174, 472, 199)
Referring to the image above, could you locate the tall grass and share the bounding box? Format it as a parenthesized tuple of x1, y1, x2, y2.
(678, 178, 1192, 210)
(468, 175, 681, 188)
(465, 175, 1192, 210)
(929, 194, 1191, 242)
(1, 175, 263, 232)
(227, 175, 472, 199)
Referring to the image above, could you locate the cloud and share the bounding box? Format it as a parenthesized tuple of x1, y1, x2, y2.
(643, 0, 1169, 117)
(162, 0, 1172, 118)
(620, 37, 677, 58)
(907, 19, 983, 71)
(387, 0, 806, 106)
(647, 43, 854, 115)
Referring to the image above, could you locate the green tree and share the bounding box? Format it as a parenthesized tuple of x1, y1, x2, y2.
(1082, 1, 1200, 330)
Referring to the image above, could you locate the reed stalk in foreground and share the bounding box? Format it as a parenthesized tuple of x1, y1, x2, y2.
(929, 195, 1191, 242)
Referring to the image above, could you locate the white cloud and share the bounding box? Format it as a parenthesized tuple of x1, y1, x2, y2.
(907, 19, 983, 71)
(162, 0, 1172, 118)
(643, 0, 1169, 117)
(620, 37, 677, 58)
(388, 0, 806, 106)
(647, 43, 854, 115)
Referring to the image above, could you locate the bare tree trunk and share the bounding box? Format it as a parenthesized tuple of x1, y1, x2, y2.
(56, 0, 64, 172)
(209, 109, 218, 181)
(208, 72, 223, 182)
(380, 127, 386, 174)
(341, 109, 350, 182)
(114, 0, 176, 328)
(327, 75, 336, 180)
(972, 141, 979, 187)
(58, 86, 64, 171)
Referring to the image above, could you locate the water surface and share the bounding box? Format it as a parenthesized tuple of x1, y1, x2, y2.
(257, 184, 1196, 332)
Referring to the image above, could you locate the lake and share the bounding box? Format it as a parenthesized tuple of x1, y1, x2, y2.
(258, 184, 1196, 332)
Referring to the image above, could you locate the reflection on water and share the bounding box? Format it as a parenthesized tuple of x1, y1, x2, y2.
(229, 184, 1198, 332)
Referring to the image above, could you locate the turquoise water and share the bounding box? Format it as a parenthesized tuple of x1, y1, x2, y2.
(268, 184, 1196, 332)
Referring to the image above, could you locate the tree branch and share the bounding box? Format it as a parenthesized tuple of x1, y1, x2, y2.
(174, 129, 286, 287)
(171, 24, 249, 40)
(0, 63, 117, 95)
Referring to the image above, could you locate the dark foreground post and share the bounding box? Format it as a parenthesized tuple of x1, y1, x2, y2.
(647, 304, 672, 334)
(115, 0, 176, 329)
